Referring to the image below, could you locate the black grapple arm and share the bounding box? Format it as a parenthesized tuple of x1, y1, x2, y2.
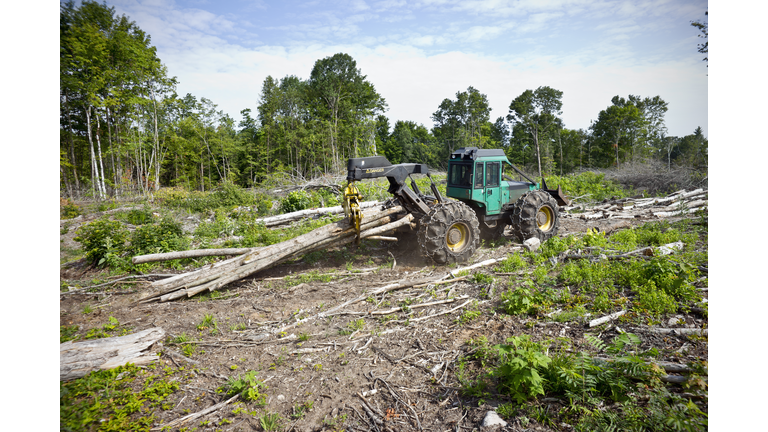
(346, 156, 439, 215)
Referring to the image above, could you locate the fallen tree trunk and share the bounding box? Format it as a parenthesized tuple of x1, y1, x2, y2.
(139, 206, 411, 303)
(255, 200, 382, 227)
(132, 247, 263, 264)
(60, 327, 164, 381)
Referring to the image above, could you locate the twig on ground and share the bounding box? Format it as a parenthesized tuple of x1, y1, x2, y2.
(61, 274, 174, 294)
(152, 394, 238, 430)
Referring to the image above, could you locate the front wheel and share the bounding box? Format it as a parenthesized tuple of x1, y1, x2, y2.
(418, 201, 480, 265)
(510, 191, 560, 243)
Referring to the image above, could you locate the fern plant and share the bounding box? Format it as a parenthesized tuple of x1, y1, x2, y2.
(492, 336, 552, 403)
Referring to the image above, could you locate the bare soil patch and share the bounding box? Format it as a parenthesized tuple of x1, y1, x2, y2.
(60, 206, 707, 432)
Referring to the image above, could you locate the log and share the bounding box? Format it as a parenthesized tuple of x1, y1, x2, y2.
(365, 236, 398, 242)
(588, 310, 626, 327)
(60, 327, 165, 381)
(448, 258, 502, 277)
(255, 200, 382, 227)
(661, 199, 708, 213)
(132, 247, 263, 264)
(649, 241, 684, 256)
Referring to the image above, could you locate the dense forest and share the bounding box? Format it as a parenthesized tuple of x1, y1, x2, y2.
(60, 1, 708, 199)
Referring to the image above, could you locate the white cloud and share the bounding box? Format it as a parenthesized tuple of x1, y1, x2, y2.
(107, 0, 708, 137)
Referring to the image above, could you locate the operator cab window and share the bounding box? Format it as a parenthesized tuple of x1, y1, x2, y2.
(448, 163, 473, 187)
(474, 163, 484, 189)
(486, 162, 500, 187)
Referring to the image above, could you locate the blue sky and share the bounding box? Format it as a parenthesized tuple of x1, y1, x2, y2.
(100, 0, 709, 137)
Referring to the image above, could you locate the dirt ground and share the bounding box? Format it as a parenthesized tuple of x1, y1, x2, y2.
(59, 210, 708, 432)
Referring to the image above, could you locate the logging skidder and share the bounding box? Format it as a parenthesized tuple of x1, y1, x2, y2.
(343, 147, 569, 265)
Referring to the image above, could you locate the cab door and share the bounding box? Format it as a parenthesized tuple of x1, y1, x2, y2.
(484, 161, 501, 214)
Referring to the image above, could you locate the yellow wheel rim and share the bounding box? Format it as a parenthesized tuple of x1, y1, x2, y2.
(446, 222, 470, 252)
(536, 206, 554, 231)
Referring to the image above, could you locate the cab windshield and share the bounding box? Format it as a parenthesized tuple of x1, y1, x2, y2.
(448, 163, 472, 188)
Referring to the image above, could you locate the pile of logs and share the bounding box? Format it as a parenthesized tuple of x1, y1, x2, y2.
(563, 188, 707, 220)
(137, 205, 410, 303)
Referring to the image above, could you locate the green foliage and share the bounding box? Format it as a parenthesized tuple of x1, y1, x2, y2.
(496, 402, 517, 419)
(194, 209, 238, 239)
(538, 235, 577, 259)
(60, 364, 179, 432)
(259, 412, 283, 431)
(211, 181, 258, 208)
(219, 371, 268, 404)
(287, 270, 335, 286)
(196, 314, 218, 335)
(500, 281, 540, 315)
(276, 188, 338, 213)
(61, 325, 80, 343)
(316, 188, 340, 207)
(280, 190, 314, 213)
(291, 400, 314, 419)
(130, 217, 187, 256)
(634, 281, 678, 316)
(496, 253, 528, 272)
(471, 273, 495, 285)
(114, 207, 154, 225)
(60, 198, 82, 219)
(85, 316, 125, 340)
(573, 387, 707, 432)
(74, 218, 129, 267)
(633, 221, 696, 246)
(457, 309, 482, 325)
(546, 172, 630, 203)
(492, 336, 552, 403)
(169, 333, 200, 357)
(609, 228, 638, 250)
(348, 318, 365, 331)
(641, 258, 698, 301)
(581, 228, 608, 248)
(154, 183, 257, 213)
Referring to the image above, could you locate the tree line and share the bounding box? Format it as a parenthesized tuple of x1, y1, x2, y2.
(60, 1, 707, 199)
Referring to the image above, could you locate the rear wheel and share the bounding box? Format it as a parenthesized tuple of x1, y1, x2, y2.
(510, 191, 560, 243)
(418, 201, 480, 265)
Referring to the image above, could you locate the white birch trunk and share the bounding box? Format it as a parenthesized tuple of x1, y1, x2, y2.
(95, 109, 107, 198)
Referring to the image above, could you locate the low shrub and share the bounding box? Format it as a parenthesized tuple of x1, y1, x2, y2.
(545, 172, 630, 203)
(497, 253, 528, 272)
(219, 371, 268, 404)
(60, 198, 81, 219)
(280, 190, 314, 213)
(114, 207, 154, 225)
(500, 281, 538, 315)
(74, 218, 129, 267)
(130, 217, 187, 256)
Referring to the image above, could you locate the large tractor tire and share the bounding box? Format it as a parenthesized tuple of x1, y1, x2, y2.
(510, 191, 560, 243)
(418, 201, 480, 265)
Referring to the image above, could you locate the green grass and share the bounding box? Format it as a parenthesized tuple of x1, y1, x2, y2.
(60, 364, 180, 432)
(219, 371, 268, 404)
(196, 314, 219, 335)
